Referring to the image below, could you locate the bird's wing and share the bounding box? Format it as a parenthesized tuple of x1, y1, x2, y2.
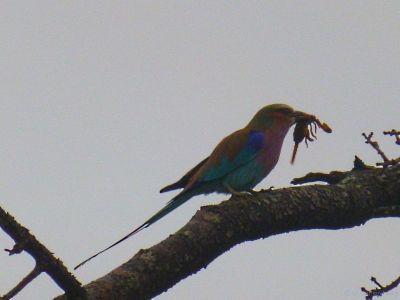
(160, 156, 209, 193)
(185, 129, 266, 189)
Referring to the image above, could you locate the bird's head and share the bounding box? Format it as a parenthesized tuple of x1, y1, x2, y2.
(247, 104, 313, 130)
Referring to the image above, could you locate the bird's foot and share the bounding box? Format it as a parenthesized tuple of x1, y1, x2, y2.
(224, 183, 249, 197)
(232, 190, 250, 197)
(246, 189, 259, 196)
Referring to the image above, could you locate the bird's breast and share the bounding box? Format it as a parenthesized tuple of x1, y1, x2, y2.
(257, 128, 289, 175)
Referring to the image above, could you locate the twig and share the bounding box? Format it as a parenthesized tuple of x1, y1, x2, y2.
(371, 277, 383, 289)
(383, 129, 400, 145)
(291, 171, 347, 185)
(0, 206, 84, 298)
(362, 130, 400, 167)
(362, 275, 400, 299)
(362, 132, 390, 164)
(1, 264, 42, 300)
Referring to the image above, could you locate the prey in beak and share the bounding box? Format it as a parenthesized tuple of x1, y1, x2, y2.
(290, 112, 332, 164)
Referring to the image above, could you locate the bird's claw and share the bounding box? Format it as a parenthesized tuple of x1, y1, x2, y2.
(224, 183, 250, 197)
(246, 189, 259, 196)
(231, 190, 250, 197)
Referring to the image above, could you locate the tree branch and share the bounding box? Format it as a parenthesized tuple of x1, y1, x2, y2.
(0, 206, 84, 298)
(291, 170, 348, 185)
(383, 129, 400, 145)
(1, 264, 41, 300)
(54, 164, 400, 300)
(362, 275, 400, 299)
(362, 131, 400, 167)
(362, 132, 390, 164)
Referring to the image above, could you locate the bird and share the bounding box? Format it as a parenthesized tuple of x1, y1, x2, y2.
(74, 103, 310, 269)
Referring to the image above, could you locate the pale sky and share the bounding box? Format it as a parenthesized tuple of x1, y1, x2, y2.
(0, 2, 399, 300)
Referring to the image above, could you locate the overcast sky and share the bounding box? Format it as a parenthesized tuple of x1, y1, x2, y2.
(0, 2, 399, 299)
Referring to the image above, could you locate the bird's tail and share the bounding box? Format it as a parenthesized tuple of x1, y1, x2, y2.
(74, 191, 193, 270)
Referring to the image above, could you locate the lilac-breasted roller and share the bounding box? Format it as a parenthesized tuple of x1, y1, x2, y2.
(75, 104, 311, 269)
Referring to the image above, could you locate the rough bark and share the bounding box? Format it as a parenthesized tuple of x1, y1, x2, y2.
(55, 164, 400, 300)
(0, 206, 83, 299)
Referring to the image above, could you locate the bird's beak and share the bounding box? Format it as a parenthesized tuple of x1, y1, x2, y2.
(291, 110, 315, 122)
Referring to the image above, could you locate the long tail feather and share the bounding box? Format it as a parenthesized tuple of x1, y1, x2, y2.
(160, 181, 184, 193)
(74, 192, 192, 270)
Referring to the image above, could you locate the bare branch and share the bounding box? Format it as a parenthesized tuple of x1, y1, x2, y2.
(291, 171, 347, 185)
(0, 206, 84, 298)
(383, 129, 400, 145)
(1, 264, 41, 300)
(362, 275, 400, 299)
(362, 132, 390, 163)
(362, 130, 400, 168)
